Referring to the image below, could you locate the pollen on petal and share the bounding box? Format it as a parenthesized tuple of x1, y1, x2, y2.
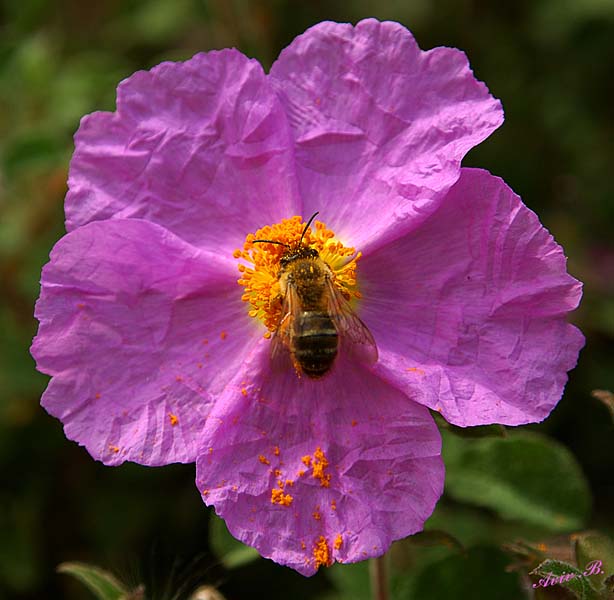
(271, 488, 293, 506)
(313, 536, 333, 568)
(406, 367, 426, 375)
(258, 454, 270, 465)
(312, 447, 331, 487)
(168, 413, 178, 426)
(334, 534, 343, 550)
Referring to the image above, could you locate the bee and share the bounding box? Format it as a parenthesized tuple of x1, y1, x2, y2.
(253, 213, 378, 378)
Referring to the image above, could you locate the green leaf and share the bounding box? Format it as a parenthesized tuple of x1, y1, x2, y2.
(407, 530, 465, 553)
(409, 546, 524, 599)
(575, 531, 614, 591)
(57, 562, 128, 600)
(327, 560, 371, 600)
(432, 411, 507, 438)
(209, 513, 259, 570)
(531, 559, 602, 599)
(443, 431, 591, 531)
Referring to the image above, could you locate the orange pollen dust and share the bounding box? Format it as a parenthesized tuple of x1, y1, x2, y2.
(334, 534, 343, 550)
(271, 488, 293, 506)
(313, 536, 333, 568)
(312, 447, 331, 487)
(234, 215, 362, 332)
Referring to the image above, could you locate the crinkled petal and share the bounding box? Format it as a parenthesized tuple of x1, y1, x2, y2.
(195, 350, 443, 575)
(269, 18, 503, 250)
(65, 50, 300, 253)
(360, 168, 584, 426)
(31, 219, 260, 465)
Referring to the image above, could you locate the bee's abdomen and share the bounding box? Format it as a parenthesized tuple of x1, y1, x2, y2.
(294, 311, 338, 378)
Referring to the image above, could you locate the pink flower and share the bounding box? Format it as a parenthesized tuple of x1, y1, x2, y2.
(31, 19, 583, 575)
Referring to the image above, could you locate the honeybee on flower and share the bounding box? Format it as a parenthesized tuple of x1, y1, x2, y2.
(243, 211, 378, 378)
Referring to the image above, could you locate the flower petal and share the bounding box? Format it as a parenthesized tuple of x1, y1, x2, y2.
(31, 219, 261, 465)
(269, 18, 503, 249)
(65, 50, 300, 252)
(195, 351, 443, 575)
(360, 168, 584, 426)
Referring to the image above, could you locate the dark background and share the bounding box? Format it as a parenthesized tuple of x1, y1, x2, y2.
(1, 1, 612, 598)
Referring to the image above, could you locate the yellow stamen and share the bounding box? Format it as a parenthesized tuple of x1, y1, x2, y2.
(234, 216, 362, 332)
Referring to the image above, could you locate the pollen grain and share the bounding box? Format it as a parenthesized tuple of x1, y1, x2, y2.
(313, 536, 333, 568)
(271, 488, 293, 506)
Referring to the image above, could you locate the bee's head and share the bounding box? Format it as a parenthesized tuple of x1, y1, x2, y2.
(280, 245, 319, 268)
(252, 212, 320, 269)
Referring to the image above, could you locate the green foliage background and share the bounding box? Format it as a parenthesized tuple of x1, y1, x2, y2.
(1, 1, 612, 598)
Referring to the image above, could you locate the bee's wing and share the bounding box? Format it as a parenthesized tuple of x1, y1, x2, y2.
(270, 283, 300, 374)
(325, 277, 378, 366)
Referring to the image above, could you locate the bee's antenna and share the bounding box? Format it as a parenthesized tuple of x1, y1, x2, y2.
(300, 212, 319, 245)
(252, 239, 291, 248)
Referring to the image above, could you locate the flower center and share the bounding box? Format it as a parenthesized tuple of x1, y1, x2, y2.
(234, 215, 362, 335)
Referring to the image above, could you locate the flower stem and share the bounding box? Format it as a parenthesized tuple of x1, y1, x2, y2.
(369, 555, 389, 600)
